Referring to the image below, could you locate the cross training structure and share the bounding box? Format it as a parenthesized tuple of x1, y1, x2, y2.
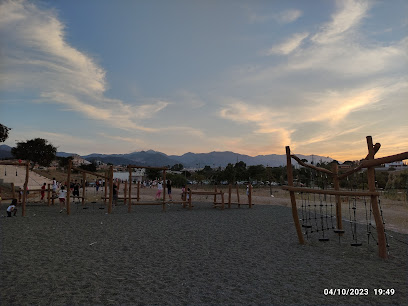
(283, 136, 408, 259)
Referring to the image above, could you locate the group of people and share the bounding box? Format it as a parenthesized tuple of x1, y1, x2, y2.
(155, 179, 173, 200)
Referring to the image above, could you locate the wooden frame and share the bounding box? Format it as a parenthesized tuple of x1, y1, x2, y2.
(66, 160, 113, 215)
(127, 165, 170, 212)
(284, 136, 408, 259)
(225, 184, 253, 208)
(0, 161, 30, 217)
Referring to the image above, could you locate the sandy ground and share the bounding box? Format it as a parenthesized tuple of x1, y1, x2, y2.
(1, 186, 407, 305)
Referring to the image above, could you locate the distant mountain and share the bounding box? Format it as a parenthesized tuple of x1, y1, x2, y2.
(80, 150, 332, 168)
(170, 151, 332, 168)
(0, 144, 333, 168)
(0, 144, 13, 159)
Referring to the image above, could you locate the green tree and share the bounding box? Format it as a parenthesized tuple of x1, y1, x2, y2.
(166, 173, 187, 187)
(146, 168, 161, 180)
(0, 124, 11, 143)
(11, 138, 57, 169)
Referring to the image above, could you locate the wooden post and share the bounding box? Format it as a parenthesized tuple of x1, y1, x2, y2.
(221, 192, 225, 210)
(22, 162, 29, 217)
(104, 171, 108, 205)
(137, 181, 140, 202)
(108, 165, 113, 214)
(188, 189, 192, 209)
(286, 146, 305, 244)
(82, 172, 86, 206)
(124, 181, 127, 205)
(248, 184, 252, 208)
(236, 184, 240, 207)
(332, 164, 343, 234)
(228, 184, 232, 208)
(214, 185, 217, 204)
(128, 167, 132, 213)
(366, 136, 387, 259)
(66, 160, 72, 215)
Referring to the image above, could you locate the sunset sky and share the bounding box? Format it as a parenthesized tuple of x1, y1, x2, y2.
(1, 0, 407, 161)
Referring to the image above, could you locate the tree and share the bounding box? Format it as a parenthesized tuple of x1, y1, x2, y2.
(171, 163, 184, 171)
(11, 138, 57, 169)
(0, 123, 11, 143)
(57, 156, 73, 169)
(79, 161, 97, 172)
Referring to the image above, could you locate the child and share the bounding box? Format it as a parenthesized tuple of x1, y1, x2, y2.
(59, 186, 67, 213)
(7, 199, 18, 217)
(41, 183, 46, 201)
(156, 180, 163, 200)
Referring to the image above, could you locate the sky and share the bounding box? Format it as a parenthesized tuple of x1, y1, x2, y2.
(0, 0, 407, 162)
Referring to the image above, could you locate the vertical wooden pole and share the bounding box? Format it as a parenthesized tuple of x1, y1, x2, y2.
(66, 160, 72, 215)
(286, 146, 305, 244)
(128, 166, 132, 213)
(221, 192, 225, 210)
(124, 181, 127, 205)
(108, 165, 113, 214)
(366, 136, 387, 259)
(137, 181, 140, 202)
(228, 184, 232, 208)
(22, 163, 29, 217)
(332, 164, 343, 233)
(236, 184, 240, 205)
(248, 184, 252, 208)
(104, 171, 108, 205)
(82, 172, 86, 206)
(214, 185, 217, 204)
(47, 184, 51, 206)
(188, 189, 192, 209)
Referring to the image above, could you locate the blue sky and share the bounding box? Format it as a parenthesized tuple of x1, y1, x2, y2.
(1, 0, 407, 161)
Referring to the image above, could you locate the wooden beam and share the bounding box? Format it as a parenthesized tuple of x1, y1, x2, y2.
(366, 136, 387, 259)
(286, 146, 305, 244)
(108, 166, 113, 214)
(291, 154, 334, 175)
(22, 163, 29, 217)
(332, 163, 343, 234)
(282, 186, 380, 197)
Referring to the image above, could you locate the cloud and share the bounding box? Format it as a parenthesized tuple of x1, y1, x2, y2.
(0, 0, 167, 131)
(312, 0, 369, 44)
(265, 32, 309, 55)
(249, 9, 302, 24)
(275, 9, 302, 24)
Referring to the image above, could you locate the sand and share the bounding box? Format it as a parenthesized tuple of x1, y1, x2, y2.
(1, 195, 407, 305)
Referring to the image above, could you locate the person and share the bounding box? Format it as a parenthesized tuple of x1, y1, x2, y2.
(41, 183, 46, 201)
(73, 180, 80, 202)
(181, 185, 186, 200)
(166, 180, 173, 201)
(96, 180, 100, 192)
(59, 186, 67, 213)
(112, 183, 118, 206)
(156, 180, 163, 200)
(7, 199, 18, 217)
(52, 178, 57, 193)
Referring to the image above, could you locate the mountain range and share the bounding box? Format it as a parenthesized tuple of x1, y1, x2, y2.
(0, 144, 333, 168)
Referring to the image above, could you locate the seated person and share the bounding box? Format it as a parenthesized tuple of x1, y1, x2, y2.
(7, 199, 18, 217)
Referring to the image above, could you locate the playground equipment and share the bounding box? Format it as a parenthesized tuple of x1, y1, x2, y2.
(283, 136, 408, 259)
(66, 160, 114, 215)
(0, 160, 29, 216)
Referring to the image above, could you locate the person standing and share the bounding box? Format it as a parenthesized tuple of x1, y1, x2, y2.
(59, 186, 67, 213)
(41, 183, 46, 201)
(73, 180, 80, 202)
(166, 179, 173, 201)
(156, 180, 163, 200)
